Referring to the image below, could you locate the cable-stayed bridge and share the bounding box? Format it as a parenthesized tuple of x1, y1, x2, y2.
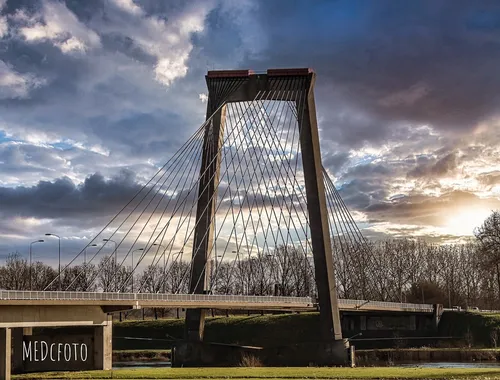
(0, 69, 439, 377)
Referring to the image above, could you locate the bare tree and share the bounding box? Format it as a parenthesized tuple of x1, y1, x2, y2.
(0, 253, 29, 290)
(475, 211, 500, 300)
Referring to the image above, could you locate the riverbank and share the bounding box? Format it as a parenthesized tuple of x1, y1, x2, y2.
(113, 349, 170, 362)
(113, 311, 500, 351)
(357, 348, 500, 365)
(112, 348, 500, 365)
(113, 314, 322, 350)
(12, 366, 500, 379)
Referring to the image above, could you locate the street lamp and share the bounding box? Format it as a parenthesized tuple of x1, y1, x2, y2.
(103, 239, 117, 264)
(131, 248, 144, 292)
(153, 244, 167, 293)
(84, 244, 98, 266)
(45, 233, 61, 290)
(29, 240, 44, 291)
(213, 254, 223, 294)
(103, 239, 118, 292)
(153, 243, 166, 270)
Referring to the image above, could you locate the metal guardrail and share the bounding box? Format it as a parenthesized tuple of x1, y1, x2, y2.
(0, 291, 313, 304)
(0, 291, 434, 311)
(338, 298, 434, 311)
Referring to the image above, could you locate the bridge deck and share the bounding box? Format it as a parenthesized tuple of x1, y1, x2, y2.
(0, 291, 434, 313)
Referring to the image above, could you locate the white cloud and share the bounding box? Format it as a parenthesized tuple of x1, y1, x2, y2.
(104, 0, 214, 86)
(0, 17, 7, 39)
(218, 0, 267, 59)
(379, 82, 431, 107)
(0, 60, 46, 99)
(154, 55, 189, 87)
(199, 93, 208, 103)
(112, 0, 143, 16)
(0, 0, 7, 38)
(18, 0, 100, 54)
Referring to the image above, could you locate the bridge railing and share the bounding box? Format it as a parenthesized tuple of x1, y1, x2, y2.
(0, 290, 314, 305)
(338, 298, 434, 311)
(0, 291, 434, 311)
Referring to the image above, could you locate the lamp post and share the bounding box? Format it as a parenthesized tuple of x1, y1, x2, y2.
(153, 244, 166, 293)
(213, 254, 223, 293)
(103, 239, 117, 264)
(131, 248, 144, 292)
(83, 244, 98, 287)
(29, 240, 44, 291)
(176, 250, 184, 261)
(83, 243, 98, 267)
(45, 233, 61, 290)
(103, 239, 118, 291)
(153, 243, 167, 270)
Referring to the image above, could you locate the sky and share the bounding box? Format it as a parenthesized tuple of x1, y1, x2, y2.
(1, 0, 500, 265)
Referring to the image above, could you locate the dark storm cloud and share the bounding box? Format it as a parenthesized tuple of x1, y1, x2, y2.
(364, 190, 500, 226)
(243, 0, 500, 146)
(323, 152, 350, 173)
(477, 171, 500, 187)
(407, 152, 459, 178)
(338, 179, 389, 210)
(0, 169, 142, 219)
(343, 163, 392, 179)
(1, 0, 499, 252)
(0, 0, 211, 165)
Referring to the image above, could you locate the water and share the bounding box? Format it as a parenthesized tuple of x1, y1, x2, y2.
(113, 361, 171, 369)
(399, 362, 500, 368)
(112, 361, 500, 369)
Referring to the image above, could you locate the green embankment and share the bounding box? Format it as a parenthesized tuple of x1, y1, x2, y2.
(12, 367, 500, 380)
(113, 313, 321, 350)
(113, 349, 170, 362)
(114, 311, 500, 350)
(438, 311, 500, 347)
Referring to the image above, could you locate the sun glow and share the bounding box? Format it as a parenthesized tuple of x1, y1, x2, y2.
(443, 208, 491, 236)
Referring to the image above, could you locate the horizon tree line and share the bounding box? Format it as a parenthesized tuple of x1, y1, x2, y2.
(1, 211, 500, 310)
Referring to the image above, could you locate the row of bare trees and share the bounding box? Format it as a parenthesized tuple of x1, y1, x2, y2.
(1, 211, 499, 309)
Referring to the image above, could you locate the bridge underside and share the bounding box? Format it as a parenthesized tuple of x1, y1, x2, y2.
(0, 306, 112, 380)
(0, 293, 440, 378)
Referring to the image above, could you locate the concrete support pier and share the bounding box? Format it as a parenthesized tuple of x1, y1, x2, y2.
(0, 328, 11, 380)
(0, 306, 114, 379)
(94, 315, 113, 370)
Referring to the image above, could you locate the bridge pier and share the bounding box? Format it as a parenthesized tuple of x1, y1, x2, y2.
(94, 314, 113, 370)
(0, 328, 11, 380)
(11, 327, 32, 374)
(0, 305, 113, 379)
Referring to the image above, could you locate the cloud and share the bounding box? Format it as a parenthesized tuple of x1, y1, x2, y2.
(1, 0, 500, 258)
(0, 170, 142, 220)
(0, 60, 46, 99)
(95, 0, 213, 86)
(407, 152, 459, 178)
(364, 190, 500, 227)
(477, 171, 500, 187)
(16, 0, 101, 54)
(0, 0, 7, 38)
(242, 0, 500, 146)
(323, 152, 350, 174)
(379, 82, 431, 107)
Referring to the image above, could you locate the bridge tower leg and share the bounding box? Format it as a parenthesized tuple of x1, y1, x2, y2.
(184, 76, 229, 342)
(180, 69, 344, 365)
(297, 72, 345, 364)
(0, 328, 11, 380)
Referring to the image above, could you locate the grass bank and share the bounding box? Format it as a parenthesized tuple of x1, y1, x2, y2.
(12, 367, 500, 380)
(357, 348, 500, 365)
(113, 314, 321, 350)
(113, 350, 170, 362)
(438, 312, 500, 347)
(113, 311, 500, 350)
